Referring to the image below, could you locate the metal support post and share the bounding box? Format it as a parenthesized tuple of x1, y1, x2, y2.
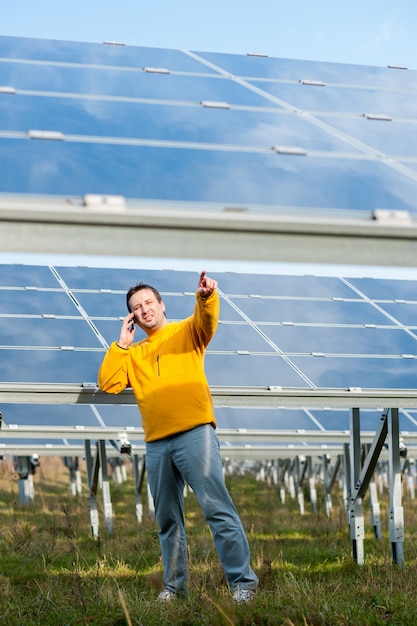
(295, 456, 306, 515)
(363, 444, 381, 539)
(257, 464, 266, 482)
(288, 459, 296, 499)
(306, 456, 317, 513)
(403, 459, 415, 500)
(345, 408, 405, 565)
(109, 457, 124, 484)
(97, 440, 113, 535)
(342, 443, 350, 521)
(387, 408, 404, 567)
(329, 456, 341, 493)
(322, 454, 341, 517)
(84, 440, 99, 539)
(64, 456, 82, 496)
(270, 462, 278, 487)
(15, 456, 35, 504)
(132, 454, 146, 523)
(349, 408, 365, 565)
(369, 479, 382, 540)
(132, 454, 155, 521)
(120, 460, 127, 482)
(147, 481, 155, 518)
(278, 459, 289, 504)
(322, 454, 333, 517)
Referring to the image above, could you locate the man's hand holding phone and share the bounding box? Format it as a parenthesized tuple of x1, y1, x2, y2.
(117, 313, 136, 349)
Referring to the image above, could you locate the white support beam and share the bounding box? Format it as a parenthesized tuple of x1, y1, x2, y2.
(0, 441, 350, 460)
(1, 195, 417, 267)
(1, 383, 417, 408)
(2, 425, 417, 446)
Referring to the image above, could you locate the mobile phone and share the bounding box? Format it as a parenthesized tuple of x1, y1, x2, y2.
(129, 315, 135, 332)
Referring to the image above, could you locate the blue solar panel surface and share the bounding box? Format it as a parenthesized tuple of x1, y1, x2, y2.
(1, 35, 417, 218)
(0, 264, 416, 433)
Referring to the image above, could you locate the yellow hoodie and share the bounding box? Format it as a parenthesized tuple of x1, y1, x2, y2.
(98, 291, 219, 441)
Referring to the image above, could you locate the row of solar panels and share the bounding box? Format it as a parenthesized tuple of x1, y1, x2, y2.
(1, 35, 416, 88)
(1, 36, 417, 217)
(0, 265, 416, 388)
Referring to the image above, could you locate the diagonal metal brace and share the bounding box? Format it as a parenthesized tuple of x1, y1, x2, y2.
(352, 410, 388, 501)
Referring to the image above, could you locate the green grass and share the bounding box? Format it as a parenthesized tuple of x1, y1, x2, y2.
(0, 457, 417, 625)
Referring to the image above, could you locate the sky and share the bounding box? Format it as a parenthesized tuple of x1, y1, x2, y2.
(2, 0, 417, 70)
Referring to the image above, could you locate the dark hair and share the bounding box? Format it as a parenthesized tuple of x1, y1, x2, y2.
(126, 283, 162, 312)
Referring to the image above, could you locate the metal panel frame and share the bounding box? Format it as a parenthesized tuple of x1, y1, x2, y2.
(1, 382, 417, 408)
(1, 196, 417, 267)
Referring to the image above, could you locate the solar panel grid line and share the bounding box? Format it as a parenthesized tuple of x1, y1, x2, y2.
(256, 322, 403, 329)
(281, 103, 388, 152)
(247, 73, 416, 103)
(341, 276, 404, 301)
(216, 290, 317, 387)
(89, 404, 108, 429)
(235, 72, 417, 91)
(8, 89, 216, 109)
(0, 54, 220, 76)
(50, 266, 109, 349)
(401, 409, 417, 427)
(12, 89, 305, 117)
(8, 135, 375, 164)
(225, 295, 364, 301)
(302, 408, 328, 432)
(21, 132, 312, 156)
(2, 57, 172, 73)
(341, 277, 417, 341)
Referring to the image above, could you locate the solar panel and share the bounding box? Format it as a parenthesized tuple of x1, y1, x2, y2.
(3, 141, 417, 214)
(0, 36, 218, 72)
(1, 34, 417, 221)
(188, 51, 417, 90)
(0, 95, 366, 152)
(0, 264, 59, 287)
(0, 263, 416, 396)
(0, 349, 103, 383)
(346, 277, 417, 300)
(246, 80, 417, 118)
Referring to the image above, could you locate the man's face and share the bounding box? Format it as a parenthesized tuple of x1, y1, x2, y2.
(128, 288, 167, 335)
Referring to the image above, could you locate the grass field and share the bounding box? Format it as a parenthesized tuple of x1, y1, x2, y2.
(0, 455, 417, 625)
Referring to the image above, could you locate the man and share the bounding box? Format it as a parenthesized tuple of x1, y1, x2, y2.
(98, 270, 258, 603)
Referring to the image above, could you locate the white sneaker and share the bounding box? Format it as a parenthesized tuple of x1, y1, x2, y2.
(232, 587, 255, 604)
(156, 589, 177, 602)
